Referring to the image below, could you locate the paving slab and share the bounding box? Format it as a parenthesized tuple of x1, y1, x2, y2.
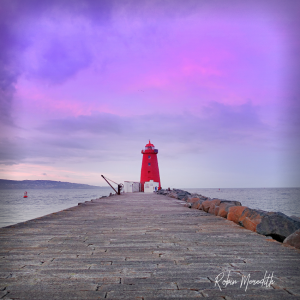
(0, 192, 299, 299)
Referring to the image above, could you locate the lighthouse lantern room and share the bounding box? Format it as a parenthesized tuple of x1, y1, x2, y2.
(140, 140, 161, 191)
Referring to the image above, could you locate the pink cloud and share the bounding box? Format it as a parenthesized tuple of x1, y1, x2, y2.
(2, 0, 298, 187)
(0, 163, 105, 185)
(12, 5, 286, 122)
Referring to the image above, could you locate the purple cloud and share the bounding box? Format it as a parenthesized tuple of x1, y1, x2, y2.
(28, 37, 92, 84)
(1, 0, 299, 187)
(0, 102, 268, 165)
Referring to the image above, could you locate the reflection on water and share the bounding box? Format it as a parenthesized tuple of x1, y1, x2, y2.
(0, 188, 111, 228)
(184, 187, 300, 218)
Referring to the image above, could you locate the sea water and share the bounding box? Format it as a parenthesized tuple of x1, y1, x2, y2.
(0, 188, 111, 228)
(184, 187, 300, 218)
(0, 187, 299, 228)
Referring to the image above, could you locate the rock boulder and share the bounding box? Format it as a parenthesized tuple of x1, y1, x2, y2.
(227, 206, 248, 224)
(191, 199, 204, 210)
(208, 203, 216, 214)
(202, 199, 220, 213)
(290, 215, 300, 222)
(242, 217, 259, 232)
(256, 212, 300, 242)
(176, 191, 191, 200)
(283, 229, 300, 249)
(238, 208, 268, 232)
(214, 206, 220, 216)
(187, 198, 200, 204)
(217, 201, 241, 218)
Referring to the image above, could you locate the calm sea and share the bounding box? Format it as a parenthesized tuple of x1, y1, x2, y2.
(184, 187, 300, 218)
(0, 187, 299, 228)
(0, 188, 111, 228)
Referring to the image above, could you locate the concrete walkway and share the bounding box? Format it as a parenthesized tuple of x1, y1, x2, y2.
(0, 192, 299, 299)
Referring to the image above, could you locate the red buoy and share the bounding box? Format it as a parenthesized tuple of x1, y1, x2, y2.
(140, 140, 161, 191)
(23, 191, 28, 198)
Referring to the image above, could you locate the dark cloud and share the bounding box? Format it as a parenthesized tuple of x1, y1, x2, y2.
(36, 102, 265, 142)
(1, 0, 299, 136)
(0, 137, 28, 164)
(0, 103, 269, 165)
(0, 0, 112, 84)
(31, 37, 92, 84)
(37, 113, 126, 135)
(1, 0, 114, 23)
(0, 15, 20, 126)
(0, 0, 114, 126)
(0, 81, 15, 127)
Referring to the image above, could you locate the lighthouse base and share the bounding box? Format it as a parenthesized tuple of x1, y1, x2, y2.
(143, 180, 159, 193)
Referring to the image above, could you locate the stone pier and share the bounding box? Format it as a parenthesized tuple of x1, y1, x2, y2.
(0, 193, 299, 299)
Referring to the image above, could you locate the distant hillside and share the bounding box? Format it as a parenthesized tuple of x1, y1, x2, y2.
(0, 179, 105, 189)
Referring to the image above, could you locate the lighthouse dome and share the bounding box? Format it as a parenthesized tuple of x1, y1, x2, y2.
(145, 140, 154, 149)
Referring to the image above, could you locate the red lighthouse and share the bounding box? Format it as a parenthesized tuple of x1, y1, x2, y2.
(140, 140, 161, 190)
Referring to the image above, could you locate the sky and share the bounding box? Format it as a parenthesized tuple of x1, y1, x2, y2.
(0, 0, 299, 188)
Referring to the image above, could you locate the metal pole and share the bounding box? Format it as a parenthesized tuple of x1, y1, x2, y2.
(101, 175, 118, 194)
(118, 184, 122, 195)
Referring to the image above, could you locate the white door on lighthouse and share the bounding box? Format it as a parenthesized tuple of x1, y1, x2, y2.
(144, 180, 159, 193)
